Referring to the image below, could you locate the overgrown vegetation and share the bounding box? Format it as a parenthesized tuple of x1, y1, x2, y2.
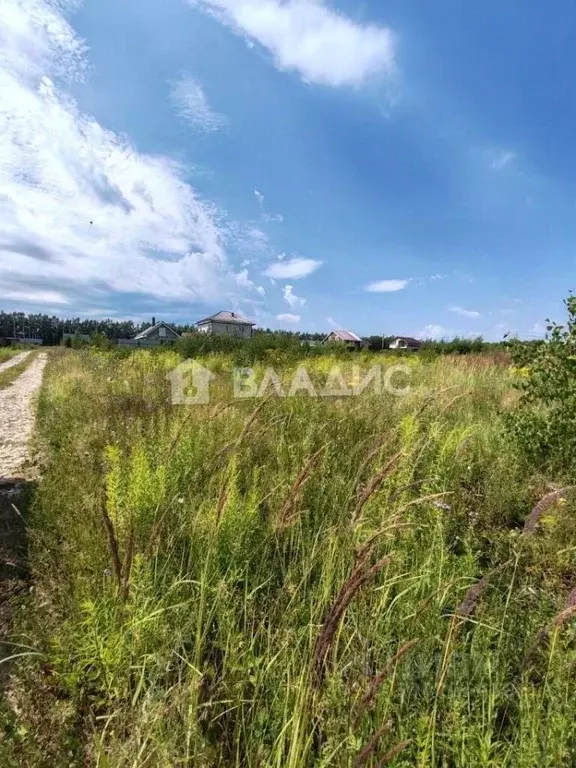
(2, 344, 576, 766)
(507, 294, 576, 477)
(0, 350, 36, 389)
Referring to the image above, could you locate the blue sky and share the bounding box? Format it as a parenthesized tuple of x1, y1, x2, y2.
(1, 0, 575, 338)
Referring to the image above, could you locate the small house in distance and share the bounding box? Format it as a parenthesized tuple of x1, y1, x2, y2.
(389, 336, 422, 351)
(195, 311, 255, 338)
(119, 320, 180, 347)
(324, 330, 362, 349)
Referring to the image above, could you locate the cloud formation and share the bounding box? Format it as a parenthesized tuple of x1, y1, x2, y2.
(365, 279, 409, 292)
(283, 284, 306, 308)
(277, 312, 300, 323)
(254, 188, 283, 223)
(0, 0, 262, 314)
(189, 0, 395, 88)
(449, 306, 481, 319)
(170, 74, 226, 132)
(418, 324, 446, 339)
(264, 257, 322, 279)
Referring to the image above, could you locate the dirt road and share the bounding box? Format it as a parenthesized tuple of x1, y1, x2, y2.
(0, 353, 48, 479)
(0, 351, 31, 375)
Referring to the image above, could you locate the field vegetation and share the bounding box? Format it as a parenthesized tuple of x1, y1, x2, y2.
(1, 316, 576, 766)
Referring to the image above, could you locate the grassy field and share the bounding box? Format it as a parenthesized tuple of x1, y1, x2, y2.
(0, 350, 37, 390)
(2, 348, 576, 766)
(0, 348, 23, 365)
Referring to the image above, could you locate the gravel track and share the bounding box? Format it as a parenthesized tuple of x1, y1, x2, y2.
(0, 352, 31, 374)
(0, 354, 48, 479)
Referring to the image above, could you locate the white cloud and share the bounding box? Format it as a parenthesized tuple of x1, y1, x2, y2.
(264, 257, 322, 279)
(2, 288, 68, 305)
(449, 306, 481, 319)
(283, 284, 306, 309)
(170, 74, 226, 132)
(418, 324, 446, 339)
(530, 322, 547, 336)
(366, 279, 409, 292)
(491, 150, 516, 170)
(254, 188, 283, 223)
(0, 0, 260, 312)
(326, 315, 341, 329)
(190, 0, 395, 88)
(277, 312, 300, 323)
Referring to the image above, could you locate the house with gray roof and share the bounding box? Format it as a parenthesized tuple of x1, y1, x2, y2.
(195, 311, 255, 338)
(323, 330, 363, 348)
(389, 336, 422, 351)
(118, 320, 180, 347)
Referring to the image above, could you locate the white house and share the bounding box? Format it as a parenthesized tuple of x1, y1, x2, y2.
(389, 336, 422, 351)
(195, 311, 255, 338)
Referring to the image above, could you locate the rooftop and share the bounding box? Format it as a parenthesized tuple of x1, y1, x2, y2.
(328, 330, 362, 342)
(196, 310, 255, 326)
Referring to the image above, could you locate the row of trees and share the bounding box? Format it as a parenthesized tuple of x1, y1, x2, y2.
(1, 310, 508, 354)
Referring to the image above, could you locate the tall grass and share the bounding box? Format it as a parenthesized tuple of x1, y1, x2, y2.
(2, 349, 576, 766)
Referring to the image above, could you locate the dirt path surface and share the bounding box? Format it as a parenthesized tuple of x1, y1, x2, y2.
(0, 354, 47, 684)
(0, 354, 47, 480)
(0, 351, 31, 375)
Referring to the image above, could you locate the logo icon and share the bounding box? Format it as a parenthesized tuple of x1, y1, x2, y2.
(167, 360, 215, 405)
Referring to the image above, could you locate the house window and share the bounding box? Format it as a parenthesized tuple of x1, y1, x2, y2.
(159, 326, 167, 338)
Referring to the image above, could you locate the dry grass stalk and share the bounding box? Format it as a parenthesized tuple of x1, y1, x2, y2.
(524, 487, 576, 533)
(101, 496, 135, 602)
(356, 435, 395, 480)
(455, 562, 509, 618)
(354, 640, 419, 727)
(414, 384, 461, 418)
(236, 393, 273, 448)
(374, 740, 410, 767)
(396, 492, 453, 515)
(354, 521, 406, 568)
(210, 394, 274, 468)
(352, 452, 403, 525)
(437, 391, 472, 417)
(313, 555, 392, 686)
(215, 477, 230, 526)
(101, 503, 123, 594)
(353, 722, 391, 766)
(523, 604, 576, 669)
(566, 585, 576, 609)
(120, 522, 135, 602)
(277, 446, 326, 529)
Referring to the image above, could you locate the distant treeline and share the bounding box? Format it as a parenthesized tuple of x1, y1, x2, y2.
(0, 310, 525, 354)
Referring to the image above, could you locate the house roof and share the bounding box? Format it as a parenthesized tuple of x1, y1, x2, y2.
(326, 330, 362, 342)
(394, 336, 422, 346)
(196, 310, 255, 326)
(134, 321, 180, 340)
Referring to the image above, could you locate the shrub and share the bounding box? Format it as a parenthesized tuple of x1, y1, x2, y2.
(507, 294, 576, 476)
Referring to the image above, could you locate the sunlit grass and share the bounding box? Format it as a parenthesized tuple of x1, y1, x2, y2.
(2, 348, 576, 767)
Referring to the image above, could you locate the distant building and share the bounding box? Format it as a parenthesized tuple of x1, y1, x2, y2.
(389, 336, 422, 351)
(118, 320, 180, 347)
(4, 337, 43, 346)
(324, 330, 363, 348)
(195, 311, 255, 338)
(62, 333, 91, 344)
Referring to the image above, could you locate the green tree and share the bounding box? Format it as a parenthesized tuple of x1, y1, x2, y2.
(507, 294, 576, 476)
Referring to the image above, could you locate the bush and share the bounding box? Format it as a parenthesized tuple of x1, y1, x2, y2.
(507, 294, 576, 476)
